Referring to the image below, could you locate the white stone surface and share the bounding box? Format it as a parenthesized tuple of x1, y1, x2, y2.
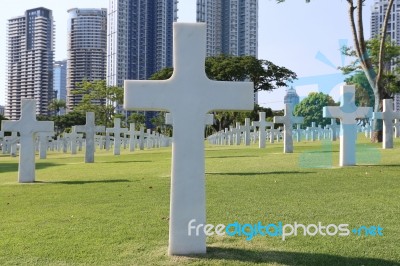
(76, 112, 105, 163)
(1, 99, 54, 183)
(38, 132, 54, 159)
(372, 99, 400, 149)
(106, 118, 128, 155)
(124, 23, 253, 255)
(323, 85, 372, 166)
(274, 104, 304, 153)
(328, 119, 339, 141)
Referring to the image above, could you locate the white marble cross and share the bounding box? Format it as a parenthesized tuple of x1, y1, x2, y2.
(1, 99, 54, 183)
(273, 104, 304, 153)
(372, 99, 400, 149)
(38, 132, 54, 159)
(64, 126, 83, 155)
(252, 112, 273, 148)
(394, 119, 400, 138)
(124, 23, 253, 255)
(328, 119, 339, 141)
(125, 123, 137, 152)
(323, 85, 372, 166)
(308, 122, 318, 141)
(243, 118, 252, 146)
(75, 112, 105, 163)
(106, 118, 128, 155)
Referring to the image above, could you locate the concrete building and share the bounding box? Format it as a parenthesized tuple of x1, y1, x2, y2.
(371, 0, 400, 110)
(107, 0, 178, 85)
(5, 7, 54, 120)
(196, 0, 258, 57)
(0, 105, 5, 116)
(107, 0, 178, 127)
(53, 60, 67, 115)
(67, 8, 107, 111)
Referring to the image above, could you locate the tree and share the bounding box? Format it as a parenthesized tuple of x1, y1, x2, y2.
(150, 112, 172, 136)
(48, 99, 66, 116)
(127, 112, 146, 130)
(53, 111, 86, 135)
(345, 71, 375, 107)
(72, 80, 124, 127)
(0, 114, 8, 131)
(278, 0, 396, 142)
(150, 55, 296, 131)
(294, 92, 337, 127)
(150, 55, 297, 93)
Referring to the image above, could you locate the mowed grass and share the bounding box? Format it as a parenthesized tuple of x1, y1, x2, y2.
(0, 136, 399, 265)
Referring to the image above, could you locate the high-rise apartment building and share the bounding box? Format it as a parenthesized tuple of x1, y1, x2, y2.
(196, 0, 258, 57)
(107, 0, 178, 86)
(53, 60, 67, 115)
(5, 7, 54, 120)
(371, 0, 400, 110)
(67, 8, 107, 111)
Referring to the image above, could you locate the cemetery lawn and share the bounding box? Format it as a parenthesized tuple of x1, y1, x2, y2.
(0, 137, 399, 266)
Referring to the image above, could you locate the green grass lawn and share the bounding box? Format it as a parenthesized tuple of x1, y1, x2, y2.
(0, 137, 399, 265)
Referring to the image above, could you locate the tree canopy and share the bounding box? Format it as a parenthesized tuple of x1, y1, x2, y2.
(294, 92, 337, 127)
(72, 80, 124, 127)
(150, 55, 297, 93)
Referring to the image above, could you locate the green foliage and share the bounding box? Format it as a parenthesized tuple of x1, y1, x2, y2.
(150, 112, 172, 136)
(0, 114, 8, 131)
(53, 111, 86, 134)
(149, 67, 173, 80)
(150, 55, 297, 93)
(340, 37, 400, 98)
(72, 80, 124, 127)
(127, 112, 146, 130)
(48, 99, 66, 116)
(212, 104, 273, 132)
(345, 71, 375, 107)
(294, 92, 337, 127)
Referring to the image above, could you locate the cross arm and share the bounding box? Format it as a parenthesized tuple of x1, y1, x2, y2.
(124, 80, 174, 111)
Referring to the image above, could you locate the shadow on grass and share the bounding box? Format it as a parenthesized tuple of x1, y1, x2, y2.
(101, 160, 153, 164)
(206, 171, 315, 176)
(206, 156, 260, 159)
(0, 162, 59, 173)
(187, 247, 400, 266)
(35, 179, 131, 185)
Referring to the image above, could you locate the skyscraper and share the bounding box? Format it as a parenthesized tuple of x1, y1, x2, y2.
(107, 0, 178, 86)
(53, 60, 67, 115)
(5, 7, 54, 120)
(67, 8, 107, 111)
(371, 0, 400, 110)
(196, 0, 258, 57)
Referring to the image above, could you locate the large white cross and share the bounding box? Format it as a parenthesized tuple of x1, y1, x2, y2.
(76, 112, 106, 163)
(372, 99, 400, 149)
(124, 23, 253, 255)
(323, 85, 372, 166)
(1, 99, 54, 183)
(273, 104, 304, 153)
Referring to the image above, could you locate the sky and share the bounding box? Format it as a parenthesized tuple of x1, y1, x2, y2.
(0, 0, 374, 109)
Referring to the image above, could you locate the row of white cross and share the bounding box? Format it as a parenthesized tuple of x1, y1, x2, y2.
(2, 23, 400, 255)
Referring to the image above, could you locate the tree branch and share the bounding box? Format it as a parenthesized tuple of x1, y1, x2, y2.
(377, 0, 395, 98)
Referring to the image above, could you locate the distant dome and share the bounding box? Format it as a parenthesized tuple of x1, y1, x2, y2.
(284, 86, 300, 109)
